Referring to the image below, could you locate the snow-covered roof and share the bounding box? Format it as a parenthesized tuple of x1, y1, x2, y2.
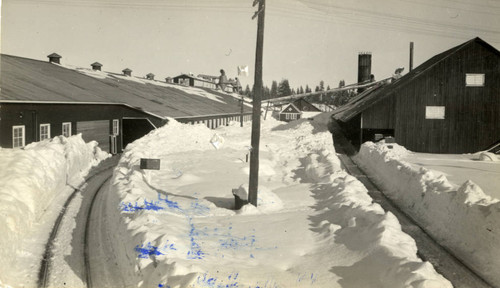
(0, 54, 250, 118)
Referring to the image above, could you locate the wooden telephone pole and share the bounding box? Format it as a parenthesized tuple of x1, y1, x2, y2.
(248, 0, 265, 206)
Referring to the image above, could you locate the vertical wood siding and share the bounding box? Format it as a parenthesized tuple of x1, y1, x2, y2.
(360, 41, 500, 153)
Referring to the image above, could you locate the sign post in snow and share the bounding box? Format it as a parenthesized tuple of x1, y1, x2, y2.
(248, 0, 265, 207)
(140, 158, 161, 170)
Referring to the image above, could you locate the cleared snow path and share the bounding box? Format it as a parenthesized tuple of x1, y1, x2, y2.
(330, 126, 493, 288)
(40, 156, 119, 288)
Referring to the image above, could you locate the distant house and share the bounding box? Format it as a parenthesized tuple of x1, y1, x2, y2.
(332, 37, 500, 153)
(0, 54, 250, 152)
(173, 74, 217, 89)
(279, 103, 301, 122)
(279, 99, 322, 122)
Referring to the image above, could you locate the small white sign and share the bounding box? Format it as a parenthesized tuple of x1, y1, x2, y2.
(466, 73, 485, 87)
(210, 133, 225, 149)
(425, 106, 445, 119)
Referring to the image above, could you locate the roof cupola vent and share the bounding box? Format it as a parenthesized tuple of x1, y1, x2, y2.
(47, 53, 62, 64)
(146, 73, 155, 80)
(122, 68, 132, 76)
(91, 62, 103, 71)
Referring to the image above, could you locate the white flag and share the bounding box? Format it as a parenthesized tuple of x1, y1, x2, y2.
(238, 65, 249, 77)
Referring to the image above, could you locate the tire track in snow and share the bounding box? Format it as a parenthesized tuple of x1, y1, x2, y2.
(37, 157, 118, 288)
(84, 176, 112, 288)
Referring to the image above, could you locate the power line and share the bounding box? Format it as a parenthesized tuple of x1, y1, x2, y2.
(267, 1, 500, 42)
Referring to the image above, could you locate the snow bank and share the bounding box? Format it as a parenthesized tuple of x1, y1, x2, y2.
(0, 134, 109, 287)
(354, 141, 500, 286)
(106, 115, 451, 287)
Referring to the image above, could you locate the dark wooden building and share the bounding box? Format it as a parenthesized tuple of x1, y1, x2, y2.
(278, 99, 322, 122)
(0, 54, 250, 152)
(173, 74, 217, 89)
(332, 37, 500, 153)
(279, 103, 301, 122)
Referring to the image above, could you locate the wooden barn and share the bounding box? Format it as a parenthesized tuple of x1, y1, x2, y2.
(332, 37, 500, 153)
(278, 99, 322, 122)
(0, 54, 251, 152)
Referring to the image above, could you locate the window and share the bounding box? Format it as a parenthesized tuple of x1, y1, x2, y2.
(40, 124, 51, 141)
(466, 74, 485, 87)
(62, 122, 71, 137)
(425, 106, 445, 119)
(284, 113, 298, 120)
(112, 119, 119, 135)
(12, 126, 25, 148)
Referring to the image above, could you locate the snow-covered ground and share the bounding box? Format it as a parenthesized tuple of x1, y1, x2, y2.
(354, 142, 500, 287)
(403, 152, 500, 199)
(104, 115, 451, 287)
(0, 135, 109, 288)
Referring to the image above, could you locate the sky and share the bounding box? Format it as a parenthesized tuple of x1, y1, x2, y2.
(1, 0, 500, 90)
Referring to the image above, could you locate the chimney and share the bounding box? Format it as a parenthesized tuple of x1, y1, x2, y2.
(122, 68, 132, 76)
(146, 73, 155, 80)
(409, 42, 414, 72)
(91, 62, 103, 71)
(357, 52, 372, 93)
(47, 53, 62, 64)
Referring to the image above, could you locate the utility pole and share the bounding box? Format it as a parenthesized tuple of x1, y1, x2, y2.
(240, 95, 244, 127)
(248, 0, 265, 207)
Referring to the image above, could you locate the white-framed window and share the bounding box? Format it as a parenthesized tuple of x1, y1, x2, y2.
(112, 119, 119, 135)
(62, 122, 72, 137)
(12, 125, 25, 148)
(40, 124, 51, 141)
(466, 74, 485, 87)
(284, 113, 298, 120)
(425, 106, 445, 119)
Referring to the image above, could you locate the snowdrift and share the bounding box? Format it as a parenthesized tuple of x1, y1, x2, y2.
(354, 142, 500, 287)
(0, 134, 109, 287)
(106, 116, 451, 287)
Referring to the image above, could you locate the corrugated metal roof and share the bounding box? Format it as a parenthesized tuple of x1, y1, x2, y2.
(332, 37, 500, 122)
(0, 54, 247, 117)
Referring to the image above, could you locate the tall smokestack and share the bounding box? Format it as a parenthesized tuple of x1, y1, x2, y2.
(409, 42, 414, 72)
(358, 52, 372, 93)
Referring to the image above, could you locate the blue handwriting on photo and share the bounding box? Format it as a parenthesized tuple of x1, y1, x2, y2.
(134, 241, 176, 259)
(125, 193, 276, 263)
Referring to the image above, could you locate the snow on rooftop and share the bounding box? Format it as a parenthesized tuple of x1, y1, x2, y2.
(59, 63, 229, 104)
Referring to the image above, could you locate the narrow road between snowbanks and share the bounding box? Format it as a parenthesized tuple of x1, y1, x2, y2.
(330, 126, 493, 288)
(38, 156, 119, 288)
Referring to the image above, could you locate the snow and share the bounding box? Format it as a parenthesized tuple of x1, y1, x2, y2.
(0, 134, 109, 288)
(104, 115, 451, 287)
(403, 152, 500, 199)
(60, 64, 234, 105)
(354, 141, 500, 287)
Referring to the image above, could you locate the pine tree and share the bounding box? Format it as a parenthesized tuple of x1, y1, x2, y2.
(244, 85, 251, 96)
(333, 80, 352, 106)
(278, 79, 292, 97)
(270, 80, 278, 99)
